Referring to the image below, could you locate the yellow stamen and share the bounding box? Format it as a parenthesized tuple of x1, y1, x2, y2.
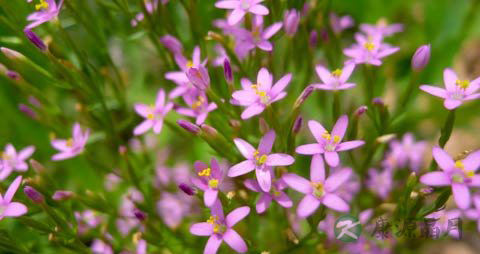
(35, 0, 49, 10)
(364, 42, 375, 51)
(208, 179, 219, 188)
(206, 215, 218, 224)
(253, 150, 260, 158)
(192, 96, 205, 109)
(198, 168, 211, 177)
(311, 182, 324, 197)
(332, 69, 342, 77)
(455, 160, 464, 169)
(321, 131, 331, 141)
(147, 113, 154, 120)
(257, 154, 268, 164)
(66, 138, 74, 147)
(213, 224, 220, 233)
(466, 171, 474, 178)
(333, 135, 340, 143)
(456, 80, 470, 89)
(186, 60, 194, 68)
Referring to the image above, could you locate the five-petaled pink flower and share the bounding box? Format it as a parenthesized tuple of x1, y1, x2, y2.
(192, 158, 226, 207)
(233, 16, 282, 58)
(228, 130, 295, 192)
(420, 146, 480, 210)
(296, 115, 365, 167)
(0, 144, 35, 180)
(343, 33, 399, 66)
(26, 0, 63, 29)
(133, 89, 173, 135)
(51, 122, 90, 161)
(312, 64, 356, 91)
(190, 200, 250, 254)
(244, 178, 292, 213)
(232, 68, 291, 119)
(360, 19, 403, 37)
(176, 91, 217, 125)
(0, 176, 28, 220)
(282, 154, 351, 218)
(215, 0, 269, 25)
(420, 68, 480, 110)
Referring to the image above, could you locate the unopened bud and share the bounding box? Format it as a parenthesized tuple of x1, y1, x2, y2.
(354, 106, 368, 117)
(118, 145, 127, 155)
(292, 116, 303, 134)
(133, 208, 147, 221)
(372, 97, 384, 106)
(178, 183, 196, 196)
(411, 44, 430, 70)
(159, 35, 183, 55)
(52, 190, 74, 201)
(24, 186, 44, 204)
(259, 118, 269, 134)
(1, 47, 24, 60)
(206, 31, 224, 42)
(29, 159, 46, 173)
(223, 59, 233, 84)
(177, 120, 200, 134)
(294, 85, 314, 108)
(187, 66, 210, 90)
(200, 124, 218, 137)
(309, 30, 318, 48)
(24, 28, 47, 51)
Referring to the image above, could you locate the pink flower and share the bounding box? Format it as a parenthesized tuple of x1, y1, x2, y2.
(176, 91, 217, 125)
(366, 168, 393, 199)
(215, 0, 269, 25)
(420, 147, 480, 209)
(190, 200, 250, 254)
(283, 9, 300, 36)
(0, 176, 27, 220)
(91, 239, 114, 254)
(312, 63, 356, 91)
(296, 115, 365, 167)
(384, 133, 427, 171)
(192, 158, 226, 207)
(75, 210, 104, 235)
(426, 209, 463, 238)
(420, 68, 480, 110)
(131, 0, 159, 26)
(465, 194, 480, 232)
(51, 122, 89, 161)
(26, 0, 63, 29)
(0, 144, 35, 180)
(329, 13, 354, 35)
(232, 68, 291, 119)
(228, 130, 295, 192)
(360, 19, 403, 37)
(133, 89, 173, 135)
(282, 155, 351, 218)
(343, 33, 400, 66)
(233, 16, 282, 58)
(244, 178, 292, 213)
(157, 192, 196, 229)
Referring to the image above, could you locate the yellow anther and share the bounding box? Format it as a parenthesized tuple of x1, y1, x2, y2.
(321, 131, 331, 140)
(333, 135, 341, 143)
(213, 224, 220, 233)
(456, 80, 470, 89)
(35, 0, 49, 10)
(207, 215, 217, 224)
(147, 113, 154, 120)
(364, 42, 375, 51)
(311, 182, 324, 197)
(198, 168, 211, 177)
(258, 91, 267, 97)
(186, 60, 194, 68)
(66, 138, 74, 147)
(251, 84, 258, 90)
(455, 160, 464, 169)
(226, 191, 236, 199)
(257, 154, 268, 164)
(192, 96, 205, 109)
(253, 150, 260, 158)
(466, 171, 474, 178)
(208, 179, 219, 188)
(332, 69, 342, 77)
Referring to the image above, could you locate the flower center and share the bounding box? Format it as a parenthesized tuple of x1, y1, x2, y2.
(186, 60, 194, 69)
(66, 138, 74, 147)
(207, 215, 227, 234)
(192, 96, 205, 110)
(198, 167, 211, 177)
(455, 79, 469, 89)
(311, 182, 325, 198)
(331, 69, 342, 77)
(321, 131, 340, 151)
(240, 0, 250, 10)
(35, 0, 49, 10)
(364, 42, 375, 51)
(452, 160, 474, 183)
(208, 179, 219, 188)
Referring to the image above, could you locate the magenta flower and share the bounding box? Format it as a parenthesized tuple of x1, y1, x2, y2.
(420, 147, 480, 209)
(157, 192, 196, 229)
(244, 178, 292, 213)
(133, 89, 173, 135)
(283, 9, 300, 36)
(360, 19, 403, 37)
(366, 168, 393, 199)
(344, 33, 400, 66)
(232, 68, 291, 119)
(215, 0, 269, 25)
(192, 158, 226, 207)
(190, 201, 250, 254)
(91, 239, 114, 254)
(384, 133, 427, 171)
(426, 209, 463, 238)
(312, 63, 356, 91)
(465, 194, 480, 232)
(51, 122, 89, 161)
(26, 0, 63, 29)
(283, 155, 351, 218)
(233, 16, 282, 58)
(329, 13, 354, 35)
(0, 144, 35, 180)
(228, 130, 295, 192)
(0, 176, 27, 220)
(296, 115, 365, 167)
(420, 68, 480, 110)
(176, 91, 217, 125)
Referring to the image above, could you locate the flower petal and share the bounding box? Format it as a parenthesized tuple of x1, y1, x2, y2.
(297, 194, 321, 218)
(228, 8, 246, 25)
(215, 0, 238, 9)
(5, 176, 22, 203)
(223, 229, 248, 253)
(133, 120, 153, 135)
(262, 22, 282, 39)
(336, 140, 365, 151)
(17, 146, 35, 161)
(324, 151, 339, 167)
(331, 115, 348, 141)
(322, 194, 349, 212)
(271, 73, 292, 97)
(190, 222, 213, 236)
(226, 206, 250, 227)
(241, 103, 265, 119)
(443, 68, 457, 91)
(419, 85, 447, 98)
(243, 179, 261, 192)
(258, 130, 275, 155)
(452, 183, 471, 210)
(325, 168, 352, 192)
(256, 194, 272, 213)
(256, 168, 272, 192)
(3, 202, 27, 217)
(308, 120, 327, 143)
(249, 4, 269, 15)
(462, 150, 480, 172)
(257, 68, 272, 90)
(274, 191, 293, 208)
(420, 172, 451, 186)
(432, 146, 455, 172)
(310, 154, 325, 182)
(204, 234, 223, 254)
(204, 189, 218, 207)
(340, 63, 355, 82)
(282, 173, 312, 194)
(315, 65, 333, 84)
(228, 160, 255, 177)
(444, 99, 462, 110)
(266, 153, 294, 166)
(233, 138, 255, 159)
(156, 89, 166, 107)
(296, 144, 323, 155)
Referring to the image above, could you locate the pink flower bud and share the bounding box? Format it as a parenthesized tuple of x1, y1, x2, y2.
(24, 186, 44, 204)
(411, 44, 431, 70)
